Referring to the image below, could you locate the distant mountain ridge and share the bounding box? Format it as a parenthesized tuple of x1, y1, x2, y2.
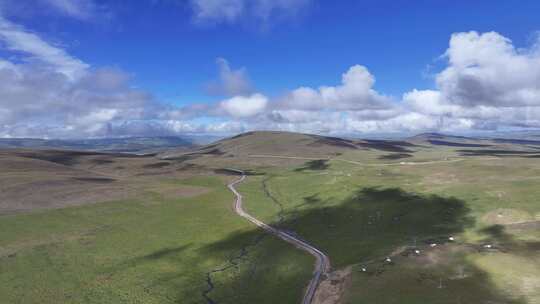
(407, 132, 480, 141)
(408, 132, 540, 147)
(4, 130, 540, 154)
(0, 136, 211, 153)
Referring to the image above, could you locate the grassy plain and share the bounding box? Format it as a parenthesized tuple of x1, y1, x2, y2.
(0, 151, 312, 304)
(236, 153, 540, 303)
(2, 131, 540, 304)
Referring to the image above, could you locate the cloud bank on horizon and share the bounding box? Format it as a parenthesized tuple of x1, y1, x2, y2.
(0, 0, 540, 138)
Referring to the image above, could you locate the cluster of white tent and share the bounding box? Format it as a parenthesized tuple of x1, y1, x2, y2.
(359, 236, 460, 273)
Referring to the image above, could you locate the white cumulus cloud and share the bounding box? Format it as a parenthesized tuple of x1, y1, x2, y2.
(404, 31, 540, 131)
(207, 57, 253, 96)
(278, 65, 393, 111)
(437, 31, 540, 107)
(220, 93, 268, 118)
(2, 18, 540, 138)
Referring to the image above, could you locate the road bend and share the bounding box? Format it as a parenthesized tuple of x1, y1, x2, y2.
(226, 169, 330, 304)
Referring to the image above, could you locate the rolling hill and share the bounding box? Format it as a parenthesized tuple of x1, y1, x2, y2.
(162, 131, 418, 161)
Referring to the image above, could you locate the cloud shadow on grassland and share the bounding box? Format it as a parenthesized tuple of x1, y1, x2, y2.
(185, 186, 518, 304)
(378, 153, 412, 160)
(116, 187, 525, 304)
(458, 149, 540, 157)
(480, 224, 540, 256)
(294, 159, 329, 171)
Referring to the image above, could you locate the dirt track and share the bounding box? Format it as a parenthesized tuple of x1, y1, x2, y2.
(227, 169, 331, 304)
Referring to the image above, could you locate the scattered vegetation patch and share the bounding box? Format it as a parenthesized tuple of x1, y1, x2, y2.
(214, 168, 265, 176)
(72, 177, 116, 183)
(310, 136, 359, 149)
(91, 158, 115, 165)
(378, 153, 413, 160)
(17, 150, 102, 166)
(230, 132, 255, 139)
(167, 154, 198, 163)
(214, 168, 242, 175)
(295, 160, 330, 171)
(358, 140, 416, 153)
(428, 140, 492, 147)
(199, 148, 226, 155)
(143, 161, 171, 168)
(458, 149, 540, 157)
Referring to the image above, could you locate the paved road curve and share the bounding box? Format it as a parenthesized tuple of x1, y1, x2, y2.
(226, 169, 331, 304)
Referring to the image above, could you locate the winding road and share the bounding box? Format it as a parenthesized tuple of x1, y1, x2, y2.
(220, 155, 502, 303)
(226, 169, 330, 304)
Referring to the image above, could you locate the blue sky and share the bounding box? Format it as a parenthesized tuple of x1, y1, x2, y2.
(1, 0, 540, 138)
(17, 0, 539, 101)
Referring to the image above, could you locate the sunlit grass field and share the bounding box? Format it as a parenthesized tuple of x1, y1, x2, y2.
(0, 175, 311, 304)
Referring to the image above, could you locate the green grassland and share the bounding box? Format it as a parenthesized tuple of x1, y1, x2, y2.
(2, 132, 540, 304)
(0, 173, 311, 304)
(236, 154, 540, 303)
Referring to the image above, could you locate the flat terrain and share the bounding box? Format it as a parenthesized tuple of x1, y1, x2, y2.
(1, 131, 540, 303)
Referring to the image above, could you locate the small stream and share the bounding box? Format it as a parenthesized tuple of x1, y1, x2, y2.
(262, 176, 286, 226)
(201, 233, 267, 304)
(202, 175, 294, 304)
